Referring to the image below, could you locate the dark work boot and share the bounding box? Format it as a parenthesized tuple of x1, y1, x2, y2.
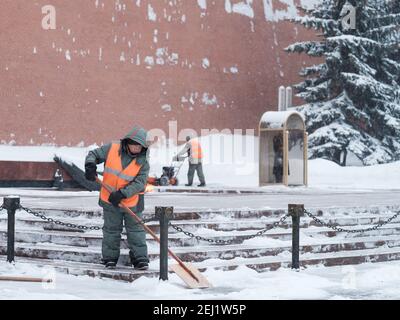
(134, 261, 149, 271)
(130, 253, 149, 271)
(197, 183, 206, 187)
(101, 259, 118, 269)
(185, 184, 192, 187)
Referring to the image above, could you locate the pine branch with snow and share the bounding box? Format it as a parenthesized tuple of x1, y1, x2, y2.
(286, 0, 400, 165)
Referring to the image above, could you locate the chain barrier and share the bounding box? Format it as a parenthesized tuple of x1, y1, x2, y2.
(11, 203, 400, 239)
(304, 208, 400, 234)
(20, 206, 103, 231)
(19, 205, 158, 231)
(169, 213, 291, 245)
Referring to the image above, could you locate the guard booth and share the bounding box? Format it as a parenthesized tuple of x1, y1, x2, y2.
(259, 87, 308, 187)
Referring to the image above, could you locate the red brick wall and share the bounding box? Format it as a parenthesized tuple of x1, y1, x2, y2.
(0, 0, 318, 146)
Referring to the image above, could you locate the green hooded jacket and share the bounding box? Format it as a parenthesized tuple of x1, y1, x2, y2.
(85, 125, 150, 212)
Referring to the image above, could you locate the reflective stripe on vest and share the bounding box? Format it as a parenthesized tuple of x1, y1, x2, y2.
(190, 140, 203, 159)
(100, 143, 144, 207)
(103, 167, 137, 182)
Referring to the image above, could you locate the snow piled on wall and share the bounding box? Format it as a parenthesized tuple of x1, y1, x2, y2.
(147, 4, 157, 21)
(225, 0, 255, 19)
(197, 0, 207, 10)
(194, 0, 322, 21)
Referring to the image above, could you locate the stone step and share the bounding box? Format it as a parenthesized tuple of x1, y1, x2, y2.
(165, 215, 400, 233)
(192, 207, 400, 221)
(14, 206, 285, 221)
(193, 247, 400, 271)
(154, 186, 270, 194)
(2, 214, 400, 234)
(0, 255, 159, 282)
(15, 206, 400, 221)
(2, 234, 400, 265)
(16, 207, 201, 221)
(4, 246, 400, 282)
(2, 221, 400, 247)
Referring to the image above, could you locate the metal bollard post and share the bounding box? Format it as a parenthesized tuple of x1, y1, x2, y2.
(289, 204, 303, 270)
(155, 206, 174, 281)
(3, 196, 20, 263)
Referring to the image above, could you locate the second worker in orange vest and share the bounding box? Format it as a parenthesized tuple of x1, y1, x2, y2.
(175, 136, 206, 187)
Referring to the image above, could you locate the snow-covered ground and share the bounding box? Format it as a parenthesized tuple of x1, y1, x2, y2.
(1, 260, 400, 300)
(1, 133, 399, 191)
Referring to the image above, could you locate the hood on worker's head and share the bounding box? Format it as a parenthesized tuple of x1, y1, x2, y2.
(123, 125, 149, 148)
(121, 125, 150, 159)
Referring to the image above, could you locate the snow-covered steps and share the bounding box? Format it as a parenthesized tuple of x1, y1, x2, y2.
(188, 206, 400, 220)
(15, 205, 400, 221)
(1, 205, 399, 282)
(2, 222, 400, 248)
(0, 256, 159, 283)
(0, 217, 103, 232)
(2, 234, 400, 265)
(16, 207, 202, 221)
(192, 247, 400, 272)
(13, 206, 286, 221)
(2, 214, 400, 234)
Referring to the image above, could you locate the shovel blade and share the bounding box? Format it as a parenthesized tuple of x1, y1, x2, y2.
(170, 263, 212, 289)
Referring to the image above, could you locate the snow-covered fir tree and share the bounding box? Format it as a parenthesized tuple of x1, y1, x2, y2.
(286, 0, 400, 165)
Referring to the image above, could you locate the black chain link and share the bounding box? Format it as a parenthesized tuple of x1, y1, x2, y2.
(169, 213, 291, 245)
(304, 209, 400, 234)
(20, 206, 103, 231)
(19, 205, 157, 231)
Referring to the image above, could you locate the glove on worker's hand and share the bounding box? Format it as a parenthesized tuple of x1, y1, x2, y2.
(85, 163, 97, 181)
(108, 190, 126, 207)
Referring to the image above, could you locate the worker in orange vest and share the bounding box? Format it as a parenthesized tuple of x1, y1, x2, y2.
(84, 126, 150, 270)
(175, 136, 206, 187)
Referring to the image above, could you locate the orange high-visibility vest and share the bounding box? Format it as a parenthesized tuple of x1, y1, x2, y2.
(100, 143, 144, 207)
(190, 140, 203, 159)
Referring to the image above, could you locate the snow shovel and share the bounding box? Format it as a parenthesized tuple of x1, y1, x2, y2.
(96, 177, 212, 289)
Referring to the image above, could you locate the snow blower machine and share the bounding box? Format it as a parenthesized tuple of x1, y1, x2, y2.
(147, 156, 186, 187)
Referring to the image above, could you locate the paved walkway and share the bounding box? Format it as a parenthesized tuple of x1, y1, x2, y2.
(1, 188, 400, 211)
